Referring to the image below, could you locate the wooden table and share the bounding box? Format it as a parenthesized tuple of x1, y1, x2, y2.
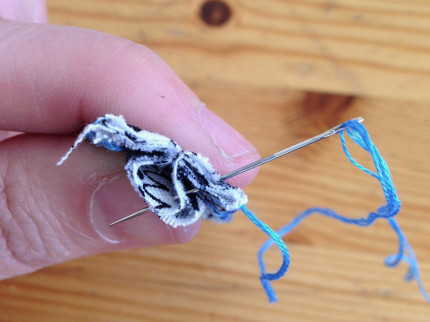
(2, 1, 430, 320)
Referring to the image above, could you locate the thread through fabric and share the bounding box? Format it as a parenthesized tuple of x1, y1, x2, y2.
(58, 114, 247, 228)
(58, 114, 290, 301)
(58, 115, 428, 304)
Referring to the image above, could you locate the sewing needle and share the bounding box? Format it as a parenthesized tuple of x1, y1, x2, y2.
(110, 117, 363, 226)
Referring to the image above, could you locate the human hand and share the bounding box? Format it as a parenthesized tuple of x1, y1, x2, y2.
(0, 1, 259, 279)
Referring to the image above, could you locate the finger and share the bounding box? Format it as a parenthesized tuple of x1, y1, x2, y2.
(0, 0, 47, 23)
(0, 1, 47, 140)
(0, 20, 258, 182)
(0, 134, 202, 279)
(0, 21, 259, 278)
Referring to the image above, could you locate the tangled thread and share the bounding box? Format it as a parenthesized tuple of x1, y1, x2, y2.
(257, 120, 429, 303)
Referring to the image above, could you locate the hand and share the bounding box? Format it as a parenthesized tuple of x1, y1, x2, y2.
(0, 1, 259, 279)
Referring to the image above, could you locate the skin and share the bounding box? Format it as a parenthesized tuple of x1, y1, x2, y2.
(0, 1, 259, 279)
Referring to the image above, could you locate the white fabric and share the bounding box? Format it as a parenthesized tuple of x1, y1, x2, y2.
(58, 114, 248, 227)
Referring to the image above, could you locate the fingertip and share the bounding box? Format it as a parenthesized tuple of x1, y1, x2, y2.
(223, 151, 261, 188)
(198, 105, 258, 160)
(169, 220, 201, 244)
(182, 103, 260, 188)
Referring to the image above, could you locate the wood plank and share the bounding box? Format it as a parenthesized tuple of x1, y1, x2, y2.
(1, 1, 430, 321)
(46, 0, 430, 101)
(2, 85, 430, 321)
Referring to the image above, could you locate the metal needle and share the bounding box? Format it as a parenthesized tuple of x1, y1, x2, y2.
(109, 117, 363, 226)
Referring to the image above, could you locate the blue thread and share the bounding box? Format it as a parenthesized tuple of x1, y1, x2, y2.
(205, 201, 235, 222)
(241, 205, 290, 303)
(86, 130, 124, 152)
(87, 119, 124, 151)
(258, 119, 430, 303)
(205, 196, 236, 222)
(206, 201, 290, 301)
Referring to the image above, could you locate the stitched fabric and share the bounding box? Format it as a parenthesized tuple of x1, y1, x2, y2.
(58, 114, 248, 227)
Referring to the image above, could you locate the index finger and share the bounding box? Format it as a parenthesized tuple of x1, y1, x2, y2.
(0, 20, 258, 169)
(0, 20, 197, 134)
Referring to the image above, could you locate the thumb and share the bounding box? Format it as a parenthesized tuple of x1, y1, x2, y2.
(0, 134, 202, 279)
(0, 21, 259, 279)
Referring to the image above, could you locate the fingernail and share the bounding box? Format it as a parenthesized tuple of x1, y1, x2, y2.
(199, 105, 257, 159)
(90, 175, 199, 245)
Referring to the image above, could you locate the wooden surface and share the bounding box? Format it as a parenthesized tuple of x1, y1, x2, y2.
(2, 0, 430, 321)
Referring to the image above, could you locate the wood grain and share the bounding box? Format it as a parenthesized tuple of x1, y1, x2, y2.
(1, 1, 430, 321)
(46, 0, 430, 101)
